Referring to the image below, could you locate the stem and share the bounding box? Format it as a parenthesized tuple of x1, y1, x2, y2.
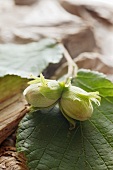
(62, 45, 78, 79)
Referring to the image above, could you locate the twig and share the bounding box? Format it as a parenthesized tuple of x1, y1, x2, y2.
(62, 45, 78, 79)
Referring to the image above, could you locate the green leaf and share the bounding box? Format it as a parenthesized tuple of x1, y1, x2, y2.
(0, 75, 27, 102)
(0, 38, 63, 78)
(16, 69, 113, 170)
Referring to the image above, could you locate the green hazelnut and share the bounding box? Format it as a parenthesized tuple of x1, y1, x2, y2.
(59, 85, 101, 127)
(23, 75, 63, 108)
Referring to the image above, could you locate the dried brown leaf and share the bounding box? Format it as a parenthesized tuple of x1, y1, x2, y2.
(0, 146, 28, 170)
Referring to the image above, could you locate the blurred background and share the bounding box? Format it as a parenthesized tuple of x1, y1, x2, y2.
(0, 0, 113, 80)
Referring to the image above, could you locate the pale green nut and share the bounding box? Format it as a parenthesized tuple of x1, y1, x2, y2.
(59, 85, 101, 127)
(23, 75, 63, 108)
